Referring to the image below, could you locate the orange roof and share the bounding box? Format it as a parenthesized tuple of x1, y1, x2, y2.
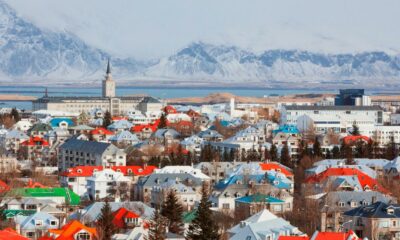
(60, 165, 157, 178)
(91, 127, 114, 135)
(305, 168, 388, 193)
(0, 180, 10, 193)
(342, 135, 371, 145)
(47, 220, 96, 240)
(312, 230, 359, 240)
(112, 207, 140, 228)
(25, 179, 47, 188)
(0, 228, 29, 240)
(21, 136, 49, 146)
(260, 162, 294, 177)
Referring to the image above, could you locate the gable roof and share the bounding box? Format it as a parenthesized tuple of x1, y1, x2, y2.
(260, 162, 293, 177)
(0, 180, 10, 193)
(112, 207, 140, 228)
(21, 136, 49, 147)
(49, 118, 74, 128)
(59, 138, 114, 155)
(310, 230, 360, 240)
(47, 220, 97, 240)
(344, 201, 400, 218)
(91, 127, 114, 135)
(15, 212, 58, 230)
(60, 165, 157, 178)
(7, 188, 80, 205)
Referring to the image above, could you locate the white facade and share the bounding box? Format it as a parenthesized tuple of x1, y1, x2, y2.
(86, 169, 130, 200)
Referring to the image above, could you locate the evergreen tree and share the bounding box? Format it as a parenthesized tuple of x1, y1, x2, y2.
(146, 209, 167, 240)
(229, 149, 236, 162)
(264, 148, 271, 161)
(351, 121, 360, 136)
(269, 144, 278, 162)
(312, 137, 322, 158)
(103, 110, 112, 128)
(176, 144, 184, 165)
(158, 113, 168, 129)
(10, 108, 20, 122)
(97, 201, 116, 240)
(332, 146, 340, 158)
(186, 184, 219, 240)
(161, 190, 184, 235)
(341, 143, 354, 164)
(280, 143, 292, 167)
(385, 136, 398, 160)
(241, 149, 246, 162)
(223, 150, 229, 162)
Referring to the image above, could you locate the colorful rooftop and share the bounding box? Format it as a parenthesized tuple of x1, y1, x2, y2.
(260, 162, 294, 177)
(45, 220, 97, 240)
(7, 188, 80, 206)
(0, 228, 29, 240)
(61, 165, 157, 178)
(235, 194, 285, 204)
(273, 124, 300, 135)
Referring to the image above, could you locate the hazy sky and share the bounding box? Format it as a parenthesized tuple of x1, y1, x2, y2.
(6, 0, 400, 59)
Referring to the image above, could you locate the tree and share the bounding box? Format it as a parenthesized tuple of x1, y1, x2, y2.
(78, 111, 90, 125)
(325, 149, 332, 159)
(269, 144, 278, 162)
(186, 184, 219, 240)
(146, 209, 167, 240)
(385, 136, 398, 160)
(280, 143, 292, 168)
(264, 148, 271, 161)
(351, 121, 360, 136)
(97, 201, 116, 240)
(332, 146, 340, 159)
(103, 110, 112, 128)
(10, 108, 20, 122)
(158, 113, 168, 129)
(312, 137, 322, 158)
(161, 190, 184, 235)
(341, 143, 354, 164)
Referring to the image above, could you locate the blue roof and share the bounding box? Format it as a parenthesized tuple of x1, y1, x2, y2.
(49, 118, 74, 127)
(235, 194, 284, 204)
(273, 124, 300, 134)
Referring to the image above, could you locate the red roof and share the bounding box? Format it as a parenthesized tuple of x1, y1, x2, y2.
(112, 207, 140, 228)
(342, 135, 371, 145)
(0, 228, 29, 240)
(46, 220, 97, 240)
(0, 180, 10, 193)
(91, 127, 114, 135)
(278, 237, 309, 240)
(164, 105, 177, 114)
(186, 109, 201, 117)
(60, 165, 157, 178)
(305, 168, 388, 193)
(260, 162, 293, 177)
(21, 136, 49, 147)
(112, 116, 128, 121)
(312, 230, 359, 240)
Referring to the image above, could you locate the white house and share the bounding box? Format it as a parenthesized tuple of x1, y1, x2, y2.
(86, 169, 131, 200)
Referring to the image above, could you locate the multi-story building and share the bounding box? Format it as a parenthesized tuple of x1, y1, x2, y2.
(32, 61, 163, 116)
(58, 138, 126, 171)
(86, 169, 131, 201)
(282, 105, 383, 134)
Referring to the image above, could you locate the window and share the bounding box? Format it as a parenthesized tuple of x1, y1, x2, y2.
(246, 236, 252, 240)
(338, 202, 345, 207)
(27, 232, 35, 237)
(77, 232, 91, 240)
(35, 220, 43, 226)
(50, 220, 57, 226)
(222, 203, 230, 209)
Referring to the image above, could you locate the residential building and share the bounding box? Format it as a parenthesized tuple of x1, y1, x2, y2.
(42, 220, 97, 240)
(344, 201, 400, 239)
(58, 138, 126, 171)
(15, 212, 59, 239)
(227, 209, 304, 240)
(86, 169, 131, 200)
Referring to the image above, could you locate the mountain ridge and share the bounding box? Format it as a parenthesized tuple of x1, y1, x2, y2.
(0, 1, 399, 87)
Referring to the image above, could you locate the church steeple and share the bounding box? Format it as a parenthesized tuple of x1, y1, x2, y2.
(102, 59, 116, 98)
(106, 58, 111, 75)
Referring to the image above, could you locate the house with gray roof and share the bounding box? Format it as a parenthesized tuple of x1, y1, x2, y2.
(317, 191, 394, 232)
(15, 211, 59, 239)
(1, 129, 29, 153)
(58, 138, 126, 171)
(109, 130, 139, 146)
(344, 201, 400, 239)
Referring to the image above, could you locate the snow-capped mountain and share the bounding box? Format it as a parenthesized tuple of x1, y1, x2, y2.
(144, 42, 400, 83)
(0, 1, 147, 83)
(0, 0, 399, 86)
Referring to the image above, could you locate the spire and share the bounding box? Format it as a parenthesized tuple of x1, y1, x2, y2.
(106, 58, 111, 74)
(44, 87, 48, 97)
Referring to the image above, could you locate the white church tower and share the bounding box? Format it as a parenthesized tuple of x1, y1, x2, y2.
(102, 59, 116, 98)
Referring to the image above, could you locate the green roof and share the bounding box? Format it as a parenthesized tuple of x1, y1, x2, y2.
(2, 209, 36, 219)
(182, 210, 197, 223)
(7, 188, 80, 206)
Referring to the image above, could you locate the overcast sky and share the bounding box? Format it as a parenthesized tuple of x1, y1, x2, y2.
(6, 0, 400, 59)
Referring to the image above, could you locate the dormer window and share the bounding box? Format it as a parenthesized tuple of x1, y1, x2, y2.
(338, 202, 345, 207)
(387, 208, 395, 214)
(77, 169, 82, 174)
(35, 220, 43, 226)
